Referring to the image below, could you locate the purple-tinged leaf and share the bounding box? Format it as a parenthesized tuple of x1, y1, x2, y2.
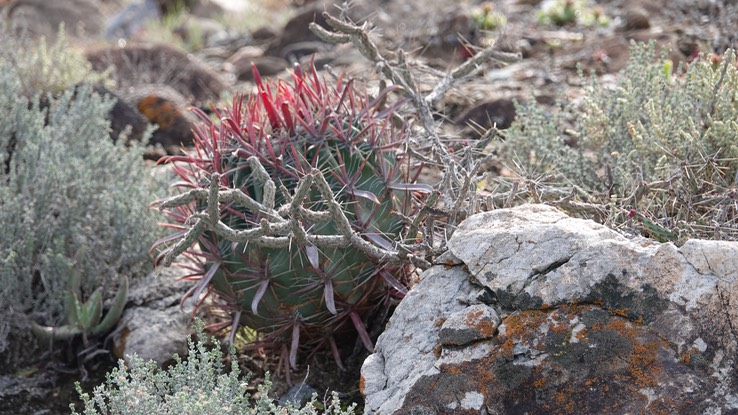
(349, 311, 374, 351)
(150, 230, 188, 255)
(329, 336, 345, 370)
(183, 262, 220, 306)
(324, 280, 337, 315)
(388, 183, 435, 193)
(251, 279, 270, 316)
(305, 245, 320, 269)
(318, 115, 332, 136)
(379, 269, 408, 296)
(289, 321, 300, 369)
(352, 189, 380, 204)
(227, 311, 241, 345)
(365, 232, 394, 251)
(291, 107, 317, 137)
(224, 117, 241, 137)
(334, 79, 354, 114)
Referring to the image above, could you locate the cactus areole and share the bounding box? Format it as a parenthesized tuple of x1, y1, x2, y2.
(157, 61, 428, 369)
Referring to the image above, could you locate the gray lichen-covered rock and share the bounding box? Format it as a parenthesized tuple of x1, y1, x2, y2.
(361, 204, 738, 414)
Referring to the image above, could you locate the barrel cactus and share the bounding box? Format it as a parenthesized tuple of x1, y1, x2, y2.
(155, 62, 429, 370)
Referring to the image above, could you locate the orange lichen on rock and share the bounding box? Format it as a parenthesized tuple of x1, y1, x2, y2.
(591, 318, 667, 388)
(499, 309, 548, 356)
(465, 308, 498, 337)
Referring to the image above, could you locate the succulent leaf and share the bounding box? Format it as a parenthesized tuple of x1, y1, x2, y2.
(33, 276, 129, 343)
(77, 288, 104, 331)
(90, 275, 129, 336)
(31, 322, 83, 344)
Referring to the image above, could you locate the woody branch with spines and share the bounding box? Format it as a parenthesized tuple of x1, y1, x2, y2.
(310, 12, 521, 243)
(156, 156, 431, 269)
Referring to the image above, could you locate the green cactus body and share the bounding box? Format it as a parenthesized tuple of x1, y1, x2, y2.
(160, 61, 426, 368)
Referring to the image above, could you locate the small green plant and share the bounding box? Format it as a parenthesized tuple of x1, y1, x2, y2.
(537, 0, 609, 27)
(70, 320, 355, 415)
(472, 3, 507, 31)
(496, 41, 738, 241)
(31, 250, 129, 345)
(154, 62, 429, 371)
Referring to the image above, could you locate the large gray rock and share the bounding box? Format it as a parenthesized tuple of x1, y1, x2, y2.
(361, 204, 738, 414)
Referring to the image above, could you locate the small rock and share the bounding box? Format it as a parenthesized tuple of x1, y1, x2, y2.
(2, 0, 105, 40)
(279, 383, 319, 407)
(439, 304, 500, 347)
(454, 98, 517, 131)
(235, 56, 290, 81)
(251, 26, 279, 42)
(104, 0, 160, 40)
(434, 250, 463, 266)
(224, 46, 290, 81)
(188, 0, 226, 19)
(280, 41, 333, 63)
(265, 2, 331, 58)
(173, 15, 228, 47)
(619, 7, 651, 31)
(86, 43, 226, 105)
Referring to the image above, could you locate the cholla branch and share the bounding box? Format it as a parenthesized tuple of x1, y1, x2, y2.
(207, 173, 220, 226)
(310, 170, 402, 261)
(158, 166, 427, 269)
(248, 156, 276, 209)
(311, 14, 452, 168)
(288, 173, 314, 246)
(310, 12, 520, 247)
(161, 218, 206, 267)
(425, 47, 520, 105)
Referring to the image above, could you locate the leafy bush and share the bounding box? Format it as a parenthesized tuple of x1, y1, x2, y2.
(495, 41, 738, 241)
(0, 44, 165, 367)
(70, 321, 355, 415)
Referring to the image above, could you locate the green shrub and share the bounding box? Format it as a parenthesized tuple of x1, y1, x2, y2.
(0, 54, 165, 367)
(496, 41, 738, 241)
(537, 0, 609, 27)
(70, 321, 355, 415)
(0, 23, 111, 96)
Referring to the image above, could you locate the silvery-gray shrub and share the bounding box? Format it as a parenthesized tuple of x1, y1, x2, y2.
(70, 322, 355, 415)
(0, 64, 164, 367)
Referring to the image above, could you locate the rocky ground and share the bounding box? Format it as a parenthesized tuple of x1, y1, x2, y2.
(1, 0, 736, 413)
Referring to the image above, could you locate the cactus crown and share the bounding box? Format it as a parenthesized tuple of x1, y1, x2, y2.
(158, 61, 427, 369)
